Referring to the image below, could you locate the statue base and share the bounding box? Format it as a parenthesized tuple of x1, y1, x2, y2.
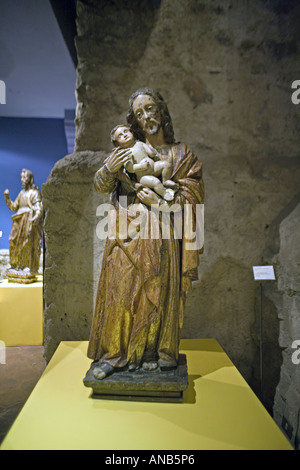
(6, 268, 38, 284)
(83, 353, 188, 402)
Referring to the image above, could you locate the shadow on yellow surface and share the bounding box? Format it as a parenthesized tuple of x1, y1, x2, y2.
(0, 340, 293, 450)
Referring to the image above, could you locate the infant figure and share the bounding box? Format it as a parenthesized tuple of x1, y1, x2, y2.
(111, 125, 177, 201)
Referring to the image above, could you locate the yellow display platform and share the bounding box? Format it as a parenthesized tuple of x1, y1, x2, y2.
(0, 339, 293, 450)
(0, 278, 43, 346)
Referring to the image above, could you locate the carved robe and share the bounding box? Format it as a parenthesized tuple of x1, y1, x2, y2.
(87, 142, 204, 368)
(6, 188, 43, 274)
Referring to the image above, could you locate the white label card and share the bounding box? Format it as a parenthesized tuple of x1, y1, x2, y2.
(253, 266, 275, 281)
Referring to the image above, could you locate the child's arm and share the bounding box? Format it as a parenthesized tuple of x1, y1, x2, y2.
(142, 143, 161, 161)
(125, 159, 149, 173)
(124, 159, 135, 173)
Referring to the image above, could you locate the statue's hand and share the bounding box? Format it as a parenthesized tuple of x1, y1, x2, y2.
(106, 147, 132, 174)
(4, 189, 9, 198)
(139, 159, 150, 170)
(137, 187, 159, 207)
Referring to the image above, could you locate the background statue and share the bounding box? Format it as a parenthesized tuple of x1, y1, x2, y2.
(4, 169, 43, 283)
(87, 88, 204, 380)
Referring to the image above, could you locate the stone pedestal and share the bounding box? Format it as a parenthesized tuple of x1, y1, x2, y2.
(83, 354, 188, 402)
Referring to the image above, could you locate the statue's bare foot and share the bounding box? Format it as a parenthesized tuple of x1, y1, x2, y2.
(93, 363, 114, 380)
(128, 364, 138, 372)
(164, 180, 179, 190)
(142, 361, 158, 371)
(164, 190, 174, 201)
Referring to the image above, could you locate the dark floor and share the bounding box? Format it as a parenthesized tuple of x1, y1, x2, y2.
(0, 345, 46, 445)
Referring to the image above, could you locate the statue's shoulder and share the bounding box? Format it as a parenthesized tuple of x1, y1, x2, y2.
(173, 142, 202, 172)
(178, 141, 195, 152)
(29, 186, 41, 195)
(132, 140, 146, 152)
(28, 187, 42, 203)
(173, 141, 194, 159)
(133, 140, 144, 147)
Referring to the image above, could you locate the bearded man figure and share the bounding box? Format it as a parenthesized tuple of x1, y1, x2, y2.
(87, 88, 204, 381)
(4, 169, 43, 284)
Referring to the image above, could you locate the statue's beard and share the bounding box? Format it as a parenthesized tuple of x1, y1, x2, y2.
(21, 181, 30, 190)
(144, 119, 161, 136)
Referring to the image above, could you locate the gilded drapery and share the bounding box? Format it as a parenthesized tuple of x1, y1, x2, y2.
(87, 143, 204, 368)
(8, 188, 43, 273)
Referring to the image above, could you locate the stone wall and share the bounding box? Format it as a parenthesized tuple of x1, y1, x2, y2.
(43, 0, 300, 443)
(270, 203, 300, 447)
(42, 151, 107, 359)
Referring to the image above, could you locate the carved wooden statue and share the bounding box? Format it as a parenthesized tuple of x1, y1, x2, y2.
(4, 169, 43, 283)
(84, 88, 204, 399)
(110, 124, 178, 201)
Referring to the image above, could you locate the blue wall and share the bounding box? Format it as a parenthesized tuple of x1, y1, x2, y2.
(0, 117, 68, 249)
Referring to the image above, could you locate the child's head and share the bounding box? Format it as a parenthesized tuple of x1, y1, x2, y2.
(111, 125, 135, 148)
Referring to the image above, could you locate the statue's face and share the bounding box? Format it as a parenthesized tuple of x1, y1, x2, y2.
(113, 126, 134, 148)
(20, 171, 31, 189)
(132, 94, 161, 137)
